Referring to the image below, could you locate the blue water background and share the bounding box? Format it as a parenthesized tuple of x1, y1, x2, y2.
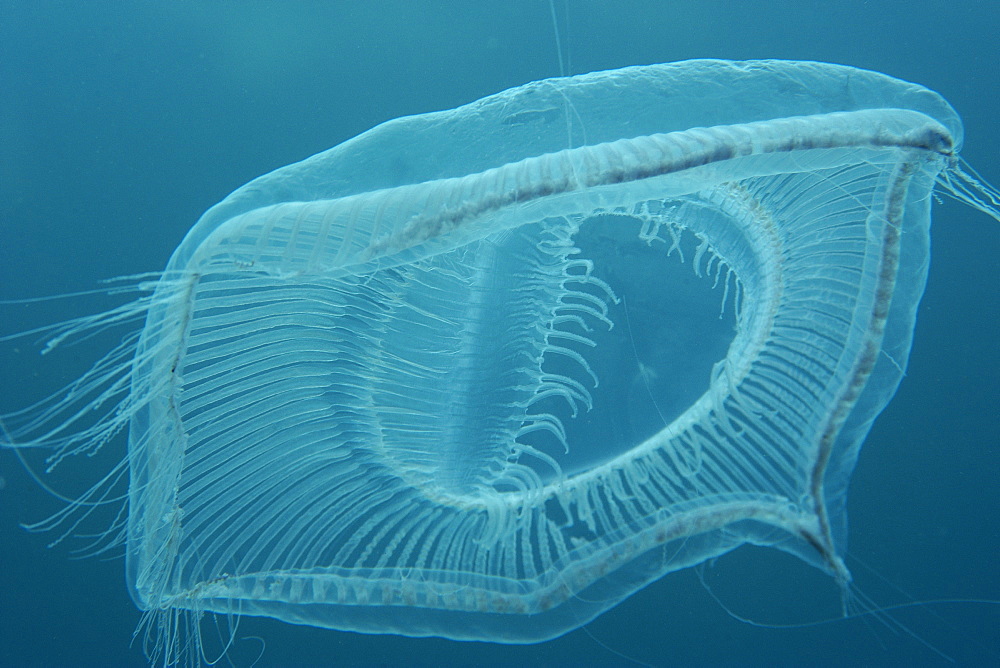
(1, 1, 997, 665)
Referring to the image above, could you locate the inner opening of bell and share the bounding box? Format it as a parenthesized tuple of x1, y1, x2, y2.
(520, 210, 740, 480)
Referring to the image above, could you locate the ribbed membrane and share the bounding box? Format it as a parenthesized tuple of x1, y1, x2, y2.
(127, 113, 948, 641)
(10, 60, 993, 648)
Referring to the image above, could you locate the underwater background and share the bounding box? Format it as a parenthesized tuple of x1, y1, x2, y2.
(1, 1, 997, 666)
